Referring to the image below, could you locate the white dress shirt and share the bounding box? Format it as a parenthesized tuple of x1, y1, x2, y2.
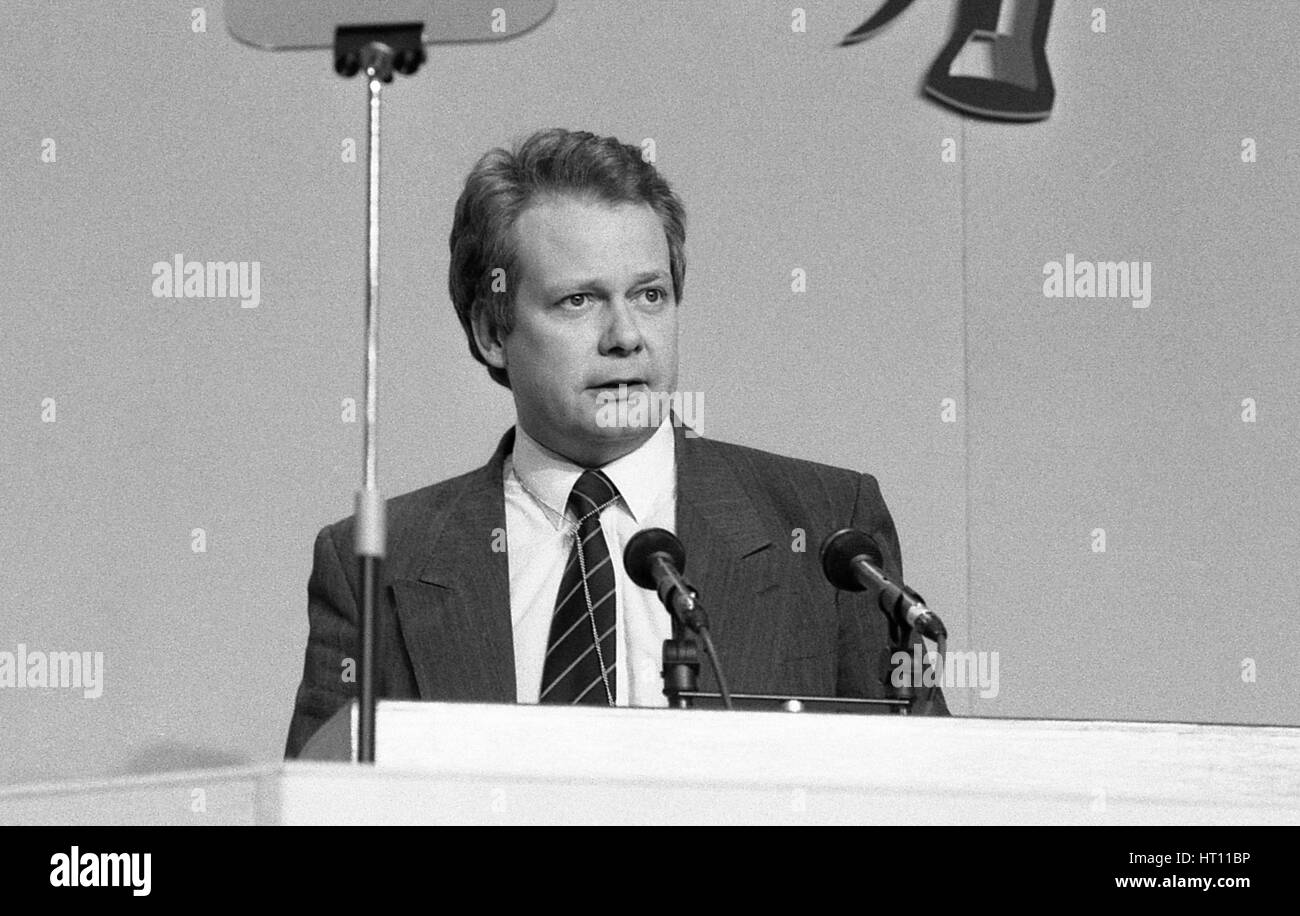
(503, 415, 677, 707)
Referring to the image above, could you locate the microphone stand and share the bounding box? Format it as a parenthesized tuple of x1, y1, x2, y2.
(888, 626, 916, 716)
(332, 23, 427, 764)
(885, 589, 944, 715)
(661, 607, 701, 709)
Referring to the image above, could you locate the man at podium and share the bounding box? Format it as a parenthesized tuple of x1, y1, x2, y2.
(285, 128, 946, 758)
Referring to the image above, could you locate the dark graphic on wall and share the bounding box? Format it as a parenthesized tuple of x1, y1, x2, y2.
(843, 0, 1055, 121)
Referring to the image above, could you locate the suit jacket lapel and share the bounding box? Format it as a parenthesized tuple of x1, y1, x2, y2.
(391, 428, 517, 703)
(674, 423, 779, 690)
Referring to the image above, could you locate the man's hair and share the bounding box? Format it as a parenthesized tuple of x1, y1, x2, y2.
(448, 128, 687, 389)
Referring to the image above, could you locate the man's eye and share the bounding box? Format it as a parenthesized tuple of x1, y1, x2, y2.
(643, 288, 665, 304)
(561, 294, 589, 308)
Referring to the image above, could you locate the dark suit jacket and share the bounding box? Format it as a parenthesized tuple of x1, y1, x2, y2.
(285, 424, 947, 757)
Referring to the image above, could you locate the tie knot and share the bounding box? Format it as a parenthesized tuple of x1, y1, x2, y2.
(568, 469, 619, 520)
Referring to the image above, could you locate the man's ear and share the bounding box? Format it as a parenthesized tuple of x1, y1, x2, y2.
(471, 305, 508, 372)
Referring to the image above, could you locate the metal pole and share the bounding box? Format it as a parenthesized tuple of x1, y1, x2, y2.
(354, 64, 387, 764)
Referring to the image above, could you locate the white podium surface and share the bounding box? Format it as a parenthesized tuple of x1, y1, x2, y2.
(4, 703, 1299, 825)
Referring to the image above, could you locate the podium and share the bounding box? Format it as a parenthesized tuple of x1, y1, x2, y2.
(4, 702, 1299, 824)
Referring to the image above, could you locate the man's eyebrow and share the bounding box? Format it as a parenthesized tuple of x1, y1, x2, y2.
(544, 271, 670, 296)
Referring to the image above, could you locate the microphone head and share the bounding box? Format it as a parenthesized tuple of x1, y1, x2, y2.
(819, 528, 883, 592)
(624, 527, 686, 590)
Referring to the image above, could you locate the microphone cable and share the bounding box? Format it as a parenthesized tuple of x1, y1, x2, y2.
(696, 623, 733, 711)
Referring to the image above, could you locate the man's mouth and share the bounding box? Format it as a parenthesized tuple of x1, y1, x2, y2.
(590, 379, 647, 390)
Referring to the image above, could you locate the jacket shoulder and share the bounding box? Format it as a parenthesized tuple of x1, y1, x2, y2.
(693, 434, 876, 491)
(688, 434, 885, 528)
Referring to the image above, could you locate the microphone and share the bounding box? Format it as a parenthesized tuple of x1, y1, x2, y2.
(819, 528, 947, 641)
(624, 528, 733, 711)
(623, 528, 709, 633)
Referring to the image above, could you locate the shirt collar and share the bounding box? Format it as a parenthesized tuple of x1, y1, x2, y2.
(512, 415, 676, 529)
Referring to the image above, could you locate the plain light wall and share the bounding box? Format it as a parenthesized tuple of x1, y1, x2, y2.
(1, 1, 1294, 786)
(964, 1, 1299, 724)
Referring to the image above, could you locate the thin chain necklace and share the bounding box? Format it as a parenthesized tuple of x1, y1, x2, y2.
(575, 532, 616, 706)
(513, 468, 620, 537)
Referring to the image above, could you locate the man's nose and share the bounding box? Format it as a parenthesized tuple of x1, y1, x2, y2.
(600, 298, 645, 354)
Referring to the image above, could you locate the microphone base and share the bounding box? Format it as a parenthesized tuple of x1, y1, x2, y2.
(661, 636, 701, 710)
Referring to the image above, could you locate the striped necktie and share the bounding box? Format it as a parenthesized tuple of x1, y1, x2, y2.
(539, 469, 620, 705)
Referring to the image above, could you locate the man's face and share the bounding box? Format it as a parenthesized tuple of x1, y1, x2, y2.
(474, 195, 679, 467)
